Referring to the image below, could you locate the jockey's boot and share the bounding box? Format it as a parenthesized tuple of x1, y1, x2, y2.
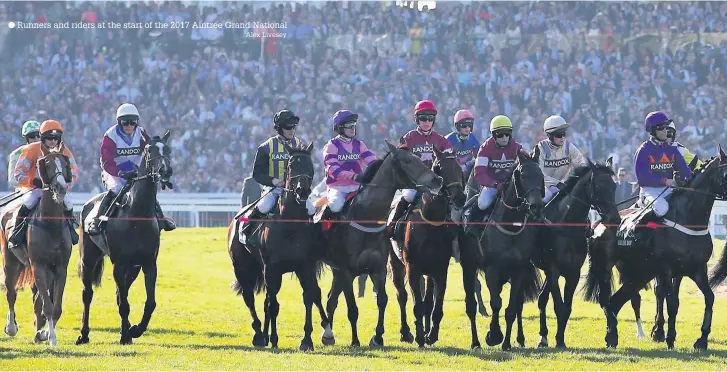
(388, 199, 410, 240)
(155, 201, 177, 232)
(240, 208, 266, 236)
(464, 206, 487, 237)
(88, 191, 116, 236)
(8, 205, 31, 249)
(65, 208, 79, 245)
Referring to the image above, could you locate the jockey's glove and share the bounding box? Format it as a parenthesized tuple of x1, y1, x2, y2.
(32, 178, 43, 189)
(272, 178, 285, 187)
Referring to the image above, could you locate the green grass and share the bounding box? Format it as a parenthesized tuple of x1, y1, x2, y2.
(2, 229, 727, 370)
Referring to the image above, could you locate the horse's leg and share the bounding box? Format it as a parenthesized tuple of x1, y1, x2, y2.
(324, 269, 346, 345)
(296, 266, 316, 352)
(516, 305, 525, 348)
(423, 276, 434, 336)
(424, 269, 448, 346)
(32, 285, 48, 342)
(407, 266, 426, 348)
(475, 277, 489, 316)
(3, 257, 21, 337)
(128, 262, 157, 339)
(556, 271, 579, 349)
(485, 269, 505, 347)
(48, 254, 69, 346)
(462, 263, 481, 349)
(604, 277, 650, 348)
(32, 264, 56, 346)
(389, 252, 413, 343)
(264, 267, 283, 349)
(537, 275, 551, 348)
(630, 292, 645, 339)
(369, 268, 388, 348)
(651, 276, 666, 342)
(112, 264, 133, 345)
(76, 247, 103, 345)
(691, 270, 713, 350)
(340, 273, 361, 347)
(501, 269, 525, 351)
(262, 296, 271, 344)
(664, 275, 682, 350)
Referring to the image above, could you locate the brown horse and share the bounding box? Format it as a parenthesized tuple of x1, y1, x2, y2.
(389, 147, 466, 347)
(1, 144, 73, 346)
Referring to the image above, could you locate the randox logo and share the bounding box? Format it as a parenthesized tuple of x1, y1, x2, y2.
(544, 158, 570, 168)
(116, 147, 142, 156)
(490, 160, 515, 169)
(338, 153, 361, 161)
(271, 153, 290, 161)
(413, 144, 433, 153)
(649, 163, 674, 171)
(456, 149, 473, 157)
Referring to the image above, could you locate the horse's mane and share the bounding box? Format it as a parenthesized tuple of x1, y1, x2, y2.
(553, 161, 615, 201)
(359, 159, 384, 185)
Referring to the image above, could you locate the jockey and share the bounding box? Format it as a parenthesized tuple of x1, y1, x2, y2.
(666, 121, 702, 169)
(7, 121, 41, 190)
(634, 111, 691, 221)
(239, 109, 315, 236)
(464, 115, 524, 235)
(317, 110, 377, 222)
(87, 103, 176, 235)
(388, 100, 453, 237)
(445, 110, 481, 172)
(536, 115, 586, 203)
(8, 120, 79, 248)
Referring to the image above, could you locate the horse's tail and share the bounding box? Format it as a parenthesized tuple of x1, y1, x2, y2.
(522, 263, 543, 303)
(15, 264, 34, 291)
(228, 219, 266, 295)
(709, 240, 727, 288)
(314, 260, 327, 281)
(77, 229, 105, 287)
(582, 237, 613, 303)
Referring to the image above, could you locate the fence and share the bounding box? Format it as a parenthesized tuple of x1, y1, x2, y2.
(3, 192, 727, 237)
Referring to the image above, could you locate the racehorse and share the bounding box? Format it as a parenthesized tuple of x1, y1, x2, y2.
(76, 131, 173, 345)
(317, 141, 442, 347)
(389, 147, 466, 347)
(532, 158, 620, 348)
(1, 144, 73, 345)
(584, 146, 727, 350)
(458, 147, 545, 350)
(228, 143, 330, 351)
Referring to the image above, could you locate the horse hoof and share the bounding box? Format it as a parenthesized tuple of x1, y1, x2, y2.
(321, 335, 335, 346)
(667, 341, 675, 350)
(694, 338, 708, 350)
(400, 331, 414, 344)
(350, 340, 361, 347)
(538, 341, 548, 348)
(129, 325, 143, 338)
(369, 335, 384, 348)
(4, 323, 18, 337)
(471, 343, 482, 350)
(501, 342, 512, 351)
(425, 334, 438, 345)
(299, 342, 314, 352)
(252, 333, 267, 347)
(517, 337, 525, 348)
(119, 336, 133, 345)
(76, 335, 89, 345)
(555, 342, 567, 349)
(485, 330, 503, 346)
(651, 328, 666, 343)
(34, 331, 47, 343)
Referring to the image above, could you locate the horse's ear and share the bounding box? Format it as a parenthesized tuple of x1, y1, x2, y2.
(689, 155, 699, 170)
(433, 146, 443, 159)
(587, 157, 594, 168)
(385, 140, 397, 153)
(305, 142, 314, 153)
(605, 156, 613, 169)
(719, 144, 726, 160)
(141, 128, 151, 144)
(530, 145, 540, 160)
(283, 142, 294, 155)
(518, 149, 530, 163)
(40, 143, 49, 156)
(57, 142, 66, 154)
(162, 130, 171, 143)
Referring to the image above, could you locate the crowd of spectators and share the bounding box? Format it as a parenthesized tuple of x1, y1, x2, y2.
(1, 1, 727, 193)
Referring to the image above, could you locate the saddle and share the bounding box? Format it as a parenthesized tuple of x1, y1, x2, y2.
(615, 206, 656, 249)
(314, 191, 357, 232)
(3, 203, 29, 266)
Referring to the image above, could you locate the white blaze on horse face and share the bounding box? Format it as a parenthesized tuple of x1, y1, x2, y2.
(155, 142, 171, 174)
(54, 157, 67, 189)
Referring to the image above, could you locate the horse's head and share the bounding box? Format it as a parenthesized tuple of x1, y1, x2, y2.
(432, 147, 465, 209)
(384, 141, 442, 194)
(586, 157, 620, 226)
(38, 142, 71, 203)
(709, 145, 727, 197)
(141, 130, 174, 188)
(512, 147, 545, 219)
(283, 142, 315, 205)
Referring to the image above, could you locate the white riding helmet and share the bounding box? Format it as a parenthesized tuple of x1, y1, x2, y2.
(116, 103, 140, 120)
(543, 115, 569, 133)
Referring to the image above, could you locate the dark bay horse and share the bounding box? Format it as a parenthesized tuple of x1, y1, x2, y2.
(76, 131, 173, 345)
(228, 143, 329, 351)
(585, 146, 727, 350)
(532, 159, 620, 348)
(458, 147, 545, 351)
(318, 141, 442, 347)
(1, 144, 73, 346)
(389, 147, 465, 348)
